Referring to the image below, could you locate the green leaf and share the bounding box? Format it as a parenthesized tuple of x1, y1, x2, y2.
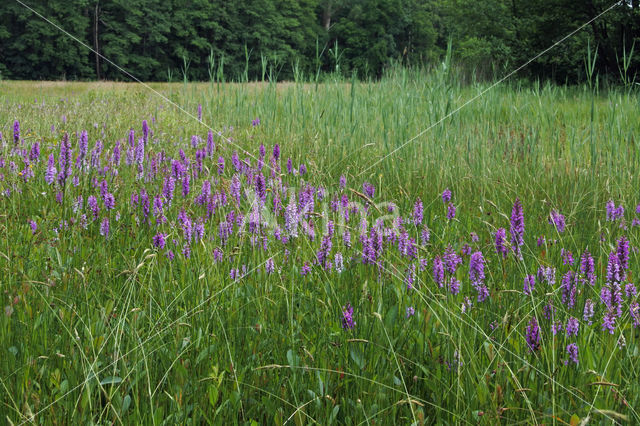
(287, 349, 299, 367)
(100, 376, 122, 385)
(122, 395, 132, 414)
(317, 371, 325, 396)
(384, 305, 398, 331)
(329, 405, 340, 423)
(350, 347, 365, 370)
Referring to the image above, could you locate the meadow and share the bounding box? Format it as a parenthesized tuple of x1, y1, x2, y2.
(1, 67, 640, 424)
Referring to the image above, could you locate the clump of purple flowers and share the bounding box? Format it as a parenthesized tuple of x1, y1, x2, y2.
(510, 198, 524, 259)
(566, 343, 579, 365)
(100, 217, 110, 238)
(443, 245, 462, 274)
(30, 141, 40, 163)
(13, 120, 21, 144)
(495, 228, 507, 259)
(616, 236, 629, 279)
(301, 262, 311, 276)
(433, 256, 445, 287)
(420, 226, 430, 246)
(631, 303, 640, 328)
(57, 133, 72, 187)
(606, 250, 622, 285)
(566, 317, 579, 337)
(583, 299, 595, 325)
(413, 198, 423, 225)
(362, 182, 375, 199)
(142, 120, 149, 144)
(45, 154, 57, 185)
(606, 200, 624, 221)
(265, 258, 275, 274)
(341, 303, 355, 330)
(580, 250, 596, 285)
(404, 264, 416, 290)
(548, 210, 566, 233)
(523, 274, 535, 295)
(561, 248, 574, 266)
(468, 251, 489, 301)
(446, 203, 456, 220)
(13, 113, 640, 390)
(537, 265, 556, 285)
(561, 271, 577, 309)
(153, 233, 166, 249)
(602, 312, 616, 334)
(442, 188, 452, 203)
(334, 252, 344, 273)
(525, 316, 540, 352)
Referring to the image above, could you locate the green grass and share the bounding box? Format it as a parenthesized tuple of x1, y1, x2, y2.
(0, 69, 639, 424)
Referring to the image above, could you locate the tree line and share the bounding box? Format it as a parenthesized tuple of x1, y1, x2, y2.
(0, 0, 638, 84)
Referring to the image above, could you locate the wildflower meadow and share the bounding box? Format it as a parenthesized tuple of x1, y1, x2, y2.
(1, 70, 640, 423)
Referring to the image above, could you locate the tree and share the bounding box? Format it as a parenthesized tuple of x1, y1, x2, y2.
(0, 0, 636, 83)
(0, 0, 93, 79)
(98, 0, 171, 81)
(329, 0, 436, 77)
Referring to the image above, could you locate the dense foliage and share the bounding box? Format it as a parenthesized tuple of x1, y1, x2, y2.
(0, 0, 638, 83)
(0, 68, 639, 423)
